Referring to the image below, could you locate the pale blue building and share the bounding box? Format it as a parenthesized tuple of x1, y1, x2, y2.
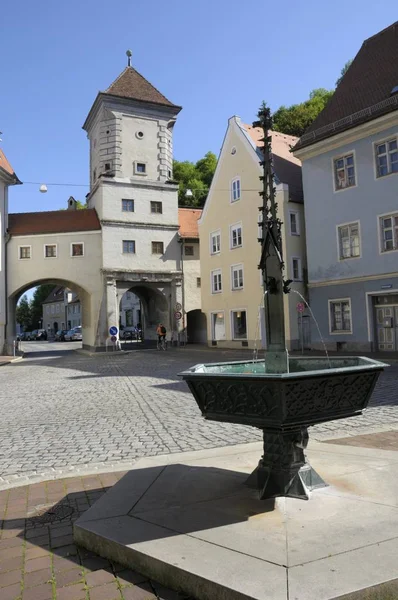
(294, 22, 398, 352)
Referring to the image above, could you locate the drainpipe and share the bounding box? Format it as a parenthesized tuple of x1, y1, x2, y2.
(178, 235, 186, 347)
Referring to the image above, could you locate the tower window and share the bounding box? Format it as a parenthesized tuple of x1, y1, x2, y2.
(152, 241, 164, 255)
(135, 162, 147, 175)
(122, 199, 134, 212)
(105, 163, 111, 171)
(151, 201, 162, 214)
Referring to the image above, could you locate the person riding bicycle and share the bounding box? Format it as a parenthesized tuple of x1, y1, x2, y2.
(156, 323, 167, 346)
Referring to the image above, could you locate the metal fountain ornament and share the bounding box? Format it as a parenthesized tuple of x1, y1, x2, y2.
(179, 103, 387, 501)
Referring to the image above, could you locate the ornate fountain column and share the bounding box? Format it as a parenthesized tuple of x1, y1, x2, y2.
(256, 104, 290, 374)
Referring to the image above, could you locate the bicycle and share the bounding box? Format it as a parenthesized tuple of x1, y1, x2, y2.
(157, 336, 168, 351)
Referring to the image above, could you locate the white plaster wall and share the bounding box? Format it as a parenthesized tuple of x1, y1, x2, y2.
(122, 116, 159, 180)
(100, 182, 179, 225)
(182, 241, 201, 313)
(102, 225, 180, 272)
(7, 231, 103, 348)
(0, 182, 6, 351)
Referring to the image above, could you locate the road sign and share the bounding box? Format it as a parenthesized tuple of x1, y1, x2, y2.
(175, 303, 182, 311)
(110, 335, 117, 343)
(296, 302, 305, 313)
(174, 311, 182, 320)
(109, 326, 118, 336)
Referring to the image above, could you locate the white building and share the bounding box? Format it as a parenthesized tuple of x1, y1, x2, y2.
(4, 59, 203, 351)
(0, 149, 21, 352)
(42, 286, 81, 334)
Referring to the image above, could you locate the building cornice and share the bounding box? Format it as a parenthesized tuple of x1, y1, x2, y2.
(309, 271, 398, 288)
(101, 220, 179, 231)
(294, 110, 398, 161)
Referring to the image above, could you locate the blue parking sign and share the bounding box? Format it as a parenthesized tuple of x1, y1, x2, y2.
(109, 326, 119, 336)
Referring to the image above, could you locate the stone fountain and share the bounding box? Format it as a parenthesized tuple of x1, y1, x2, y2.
(179, 103, 386, 500)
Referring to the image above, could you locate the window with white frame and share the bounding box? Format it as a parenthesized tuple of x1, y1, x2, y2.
(51, 305, 55, 314)
(45, 244, 57, 258)
(289, 211, 300, 235)
(291, 257, 302, 281)
(231, 264, 244, 290)
(338, 222, 360, 259)
(19, 246, 31, 259)
(380, 213, 398, 252)
(122, 199, 134, 212)
(211, 312, 225, 340)
(230, 223, 242, 248)
(231, 177, 241, 202)
(71, 243, 84, 257)
(134, 162, 146, 175)
(151, 201, 162, 214)
(375, 138, 398, 178)
(211, 269, 222, 293)
(334, 153, 356, 190)
(329, 299, 352, 333)
(210, 230, 221, 254)
(123, 240, 136, 254)
(151, 241, 164, 254)
(231, 310, 247, 340)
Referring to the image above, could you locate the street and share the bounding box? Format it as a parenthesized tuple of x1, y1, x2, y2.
(1, 346, 398, 489)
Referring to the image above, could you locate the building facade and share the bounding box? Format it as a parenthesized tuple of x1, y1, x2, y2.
(4, 62, 202, 352)
(0, 150, 21, 352)
(294, 21, 398, 352)
(199, 116, 306, 350)
(42, 286, 82, 334)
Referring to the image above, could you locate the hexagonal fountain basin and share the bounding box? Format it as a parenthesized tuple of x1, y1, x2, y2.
(179, 356, 387, 500)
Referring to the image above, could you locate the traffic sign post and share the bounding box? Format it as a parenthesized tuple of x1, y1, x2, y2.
(296, 302, 305, 313)
(175, 303, 182, 312)
(174, 311, 182, 321)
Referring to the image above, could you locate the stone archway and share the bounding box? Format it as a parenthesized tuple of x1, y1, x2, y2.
(7, 277, 93, 353)
(118, 284, 169, 342)
(186, 309, 207, 344)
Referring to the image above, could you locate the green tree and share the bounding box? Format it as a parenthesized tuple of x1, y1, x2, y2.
(336, 59, 353, 87)
(273, 88, 334, 137)
(16, 295, 32, 330)
(30, 285, 55, 329)
(173, 151, 217, 207)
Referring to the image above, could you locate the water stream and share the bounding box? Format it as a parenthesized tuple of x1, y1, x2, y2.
(290, 289, 331, 368)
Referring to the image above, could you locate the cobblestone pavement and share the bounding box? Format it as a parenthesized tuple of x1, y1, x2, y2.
(1, 347, 397, 488)
(0, 472, 193, 600)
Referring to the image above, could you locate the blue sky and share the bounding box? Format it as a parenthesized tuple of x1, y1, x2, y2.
(1, 0, 397, 217)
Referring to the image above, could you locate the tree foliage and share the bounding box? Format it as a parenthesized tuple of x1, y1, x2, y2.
(173, 151, 217, 207)
(16, 295, 32, 330)
(273, 88, 334, 138)
(30, 285, 55, 329)
(336, 59, 353, 87)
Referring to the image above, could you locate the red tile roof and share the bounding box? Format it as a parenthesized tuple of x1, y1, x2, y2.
(178, 208, 202, 238)
(8, 209, 101, 236)
(243, 125, 303, 202)
(105, 67, 180, 108)
(295, 21, 398, 150)
(0, 149, 20, 183)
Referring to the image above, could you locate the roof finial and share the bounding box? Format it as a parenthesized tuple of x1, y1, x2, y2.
(126, 49, 132, 67)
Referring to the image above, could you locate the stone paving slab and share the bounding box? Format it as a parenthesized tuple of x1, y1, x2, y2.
(74, 441, 398, 600)
(0, 348, 397, 489)
(0, 471, 191, 600)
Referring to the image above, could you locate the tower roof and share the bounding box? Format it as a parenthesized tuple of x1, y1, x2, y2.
(105, 66, 179, 108)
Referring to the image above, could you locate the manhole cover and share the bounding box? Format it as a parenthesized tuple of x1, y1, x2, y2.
(26, 503, 75, 526)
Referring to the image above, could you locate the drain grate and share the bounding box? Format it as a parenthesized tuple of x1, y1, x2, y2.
(26, 503, 75, 526)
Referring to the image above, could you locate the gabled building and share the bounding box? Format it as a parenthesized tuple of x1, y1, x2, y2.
(199, 116, 306, 349)
(293, 21, 398, 352)
(0, 149, 21, 353)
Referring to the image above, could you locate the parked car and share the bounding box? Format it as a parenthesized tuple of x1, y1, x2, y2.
(120, 326, 142, 341)
(64, 329, 75, 342)
(30, 330, 38, 340)
(71, 326, 82, 341)
(36, 329, 47, 341)
(22, 331, 33, 341)
(55, 330, 68, 341)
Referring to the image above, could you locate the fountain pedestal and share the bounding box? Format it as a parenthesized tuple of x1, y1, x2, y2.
(246, 427, 325, 500)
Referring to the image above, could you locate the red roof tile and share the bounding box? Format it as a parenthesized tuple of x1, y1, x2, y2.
(178, 208, 202, 238)
(8, 209, 101, 236)
(0, 149, 20, 182)
(105, 67, 180, 108)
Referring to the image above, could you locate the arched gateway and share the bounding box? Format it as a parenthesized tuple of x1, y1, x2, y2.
(3, 61, 203, 353)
